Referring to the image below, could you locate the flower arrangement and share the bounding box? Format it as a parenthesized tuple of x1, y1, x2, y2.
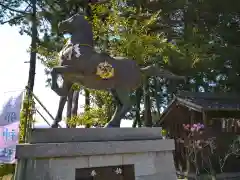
(182, 123, 216, 177)
(183, 123, 204, 132)
(183, 123, 206, 150)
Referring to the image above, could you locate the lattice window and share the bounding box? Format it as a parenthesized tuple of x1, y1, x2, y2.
(221, 118, 240, 133)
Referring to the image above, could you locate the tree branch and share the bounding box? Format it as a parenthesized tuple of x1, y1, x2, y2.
(42, 1, 56, 12)
(91, 0, 109, 4)
(22, 0, 33, 9)
(23, 2, 32, 12)
(0, 2, 29, 14)
(0, 15, 24, 24)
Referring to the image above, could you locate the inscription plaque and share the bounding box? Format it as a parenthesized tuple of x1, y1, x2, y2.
(75, 164, 135, 180)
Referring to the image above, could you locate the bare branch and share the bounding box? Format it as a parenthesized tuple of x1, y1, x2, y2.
(0, 2, 29, 14)
(22, 0, 32, 9)
(219, 139, 240, 172)
(0, 15, 24, 24)
(23, 3, 32, 12)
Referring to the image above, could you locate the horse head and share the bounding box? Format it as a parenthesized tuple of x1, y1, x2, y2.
(58, 13, 92, 35)
(58, 13, 94, 46)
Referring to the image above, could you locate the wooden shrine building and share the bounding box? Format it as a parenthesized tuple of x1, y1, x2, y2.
(156, 91, 240, 174)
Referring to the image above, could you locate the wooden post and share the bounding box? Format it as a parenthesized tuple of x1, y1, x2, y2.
(202, 111, 207, 125)
(190, 110, 195, 124)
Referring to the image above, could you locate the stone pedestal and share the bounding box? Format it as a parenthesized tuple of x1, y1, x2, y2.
(15, 128, 176, 180)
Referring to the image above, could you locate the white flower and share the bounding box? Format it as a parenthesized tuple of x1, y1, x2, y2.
(73, 44, 81, 58)
(56, 75, 64, 88)
(115, 168, 122, 174)
(91, 170, 97, 176)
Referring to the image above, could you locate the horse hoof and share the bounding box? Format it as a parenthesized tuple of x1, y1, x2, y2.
(104, 124, 120, 128)
(104, 125, 112, 128)
(51, 124, 59, 128)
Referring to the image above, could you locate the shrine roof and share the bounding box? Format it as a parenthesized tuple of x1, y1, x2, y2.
(176, 91, 240, 111)
(154, 91, 240, 126)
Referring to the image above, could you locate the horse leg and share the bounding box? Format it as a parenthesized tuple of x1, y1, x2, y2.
(105, 89, 132, 127)
(51, 82, 72, 128)
(103, 89, 121, 127)
(51, 96, 67, 128)
(105, 104, 122, 127)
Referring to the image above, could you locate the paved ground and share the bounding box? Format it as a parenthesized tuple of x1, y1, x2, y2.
(177, 174, 240, 180)
(178, 177, 240, 180)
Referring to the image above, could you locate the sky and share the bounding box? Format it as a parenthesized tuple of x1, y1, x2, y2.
(0, 24, 132, 128)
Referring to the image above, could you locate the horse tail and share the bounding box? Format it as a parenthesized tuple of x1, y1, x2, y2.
(140, 65, 185, 81)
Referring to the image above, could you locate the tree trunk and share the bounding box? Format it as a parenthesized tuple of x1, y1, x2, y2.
(24, 0, 37, 142)
(84, 88, 90, 111)
(143, 76, 152, 127)
(133, 88, 142, 127)
(27, 0, 37, 93)
(153, 77, 162, 119)
(106, 101, 115, 122)
(84, 88, 90, 127)
(66, 89, 74, 128)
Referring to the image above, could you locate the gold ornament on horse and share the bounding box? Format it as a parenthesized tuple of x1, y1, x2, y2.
(96, 61, 115, 79)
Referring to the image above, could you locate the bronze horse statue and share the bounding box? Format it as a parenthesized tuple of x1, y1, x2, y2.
(51, 13, 185, 128)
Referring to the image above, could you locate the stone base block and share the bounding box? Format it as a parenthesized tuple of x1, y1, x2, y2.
(15, 128, 176, 180)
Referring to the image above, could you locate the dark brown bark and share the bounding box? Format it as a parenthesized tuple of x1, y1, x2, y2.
(133, 88, 142, 127)
(27, 0, 37, 93)
(84, 88, 90, 111)
(24, 0, 37, 142)
(143, 77, 152, 127)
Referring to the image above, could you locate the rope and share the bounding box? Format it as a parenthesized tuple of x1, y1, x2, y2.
(79, 43, 93, 48)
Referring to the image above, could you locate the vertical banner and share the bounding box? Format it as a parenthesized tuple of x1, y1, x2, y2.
(0, 91, 23, 164)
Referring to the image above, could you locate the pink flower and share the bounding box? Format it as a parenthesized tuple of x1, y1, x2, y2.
(183, 124, 190, 130)
(193, 124, 198, 128)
